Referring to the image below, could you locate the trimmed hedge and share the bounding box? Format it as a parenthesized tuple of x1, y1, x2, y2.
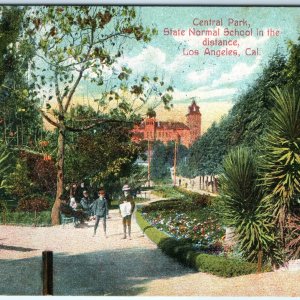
(136, 210, 271, 277)
(136, 210, 168, 245)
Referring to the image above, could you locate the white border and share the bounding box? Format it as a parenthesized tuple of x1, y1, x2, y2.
(0, 0, 300, 5)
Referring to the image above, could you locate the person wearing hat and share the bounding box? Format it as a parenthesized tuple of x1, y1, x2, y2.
(80, 190, 94, 217)
(119, 184, 135, 239)
(92, 189, 108, 237)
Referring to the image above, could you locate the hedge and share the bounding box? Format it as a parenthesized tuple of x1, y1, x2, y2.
(136, 210, 271, 277)
(174, 186, 212, 206)
(151, 186, 183, 199)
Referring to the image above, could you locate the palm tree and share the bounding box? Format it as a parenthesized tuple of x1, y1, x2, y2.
(219, 147, 278, 266)
(259, 87, 300, 259)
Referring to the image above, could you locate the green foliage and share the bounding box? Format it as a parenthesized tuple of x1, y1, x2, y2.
(17, 197, 50, 212)
(5, 159, 36, 199)
(151, 186, 183, 199)
(0, 7, 42, 147)
(151, 141, 188, 180)
(193, 254, 269, 277)
(136, 211, 270, 277)
(150, 141, 171, 180)
(174, 187, 211, 206)
(136, 211, 168, 244)
(260, 88, 300, 208)
(0, 210, 51, 226)
(219, 147, 279, 264)
(119, 164, 148, 192)
(186, 52, 287, 177)
(27, 6, 172, 116)
(0, 144, 12, 194)
(5, 151, 56, 199)
(258, 87, 300, 259)
(285, 38, 300, 91)
(62, 105, 143, 196)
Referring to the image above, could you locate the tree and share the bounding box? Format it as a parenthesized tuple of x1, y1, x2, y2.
(219, 147, 280, 266)
(186, 52, 287, 177)
(150, 141, 170, 181)
(259, 87, 300, 256)
(26, 6, 172, 224)
(150, 141, 188, 182)
(0, 7, 42, 147)
(63, 105, 142, 186)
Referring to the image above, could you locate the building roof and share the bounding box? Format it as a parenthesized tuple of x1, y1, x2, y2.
(135, 120, 189, 130)
(157, 121, 189, 130)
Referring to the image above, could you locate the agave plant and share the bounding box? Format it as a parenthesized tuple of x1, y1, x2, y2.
(219, 147, 280, 265)
(259, 87, 300, 252)
(0, 144, 11, 193)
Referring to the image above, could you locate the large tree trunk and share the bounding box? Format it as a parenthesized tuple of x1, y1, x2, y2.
(51, 123, 65, 225)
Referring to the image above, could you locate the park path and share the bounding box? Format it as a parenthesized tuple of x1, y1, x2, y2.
(0, 199, 300, 296)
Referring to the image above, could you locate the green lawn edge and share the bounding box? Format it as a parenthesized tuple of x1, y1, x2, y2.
(136, 210, 271, 277)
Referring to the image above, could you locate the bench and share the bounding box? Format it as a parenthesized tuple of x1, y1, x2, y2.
(60, 213, 77, 227)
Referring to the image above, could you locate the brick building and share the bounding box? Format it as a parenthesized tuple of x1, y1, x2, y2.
(131, 100, 202, 147)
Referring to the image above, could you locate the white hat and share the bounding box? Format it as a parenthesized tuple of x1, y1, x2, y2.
(122, 184, 131, 191)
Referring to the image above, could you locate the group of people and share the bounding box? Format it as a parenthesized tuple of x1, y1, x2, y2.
(60, 183, 136, 240)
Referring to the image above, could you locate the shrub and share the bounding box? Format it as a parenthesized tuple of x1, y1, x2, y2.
(0, 210, 51, 226)
(175, 186, 211, 206)
(6, 159, 38, 199)
(152, 186, 183, 199)
(136, 210, 168, 245)
(136, 210, 271, 277)
(17, 197, 50, 212)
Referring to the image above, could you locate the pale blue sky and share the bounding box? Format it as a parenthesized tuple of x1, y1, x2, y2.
(106, 7, 300, 105)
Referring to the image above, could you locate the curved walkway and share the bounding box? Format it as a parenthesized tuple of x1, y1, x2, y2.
(0, 205, 299, 296)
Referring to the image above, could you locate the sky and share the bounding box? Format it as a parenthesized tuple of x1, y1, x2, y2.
(57, 6, 300, 132)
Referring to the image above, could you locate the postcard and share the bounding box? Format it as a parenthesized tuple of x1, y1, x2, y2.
(0, 3, 299, 298)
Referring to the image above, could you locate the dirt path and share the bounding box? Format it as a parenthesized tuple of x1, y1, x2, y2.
(0, 208, 299, 296)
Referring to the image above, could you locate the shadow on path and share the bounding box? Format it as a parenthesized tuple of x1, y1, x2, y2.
(0, 247, 195, 296)
(0, 244, 37, 252)
(54, 247, 195, 296)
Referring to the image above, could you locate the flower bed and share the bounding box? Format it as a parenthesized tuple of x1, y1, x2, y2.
(141, 197, 225, 254)
(136, 211, 269, 277)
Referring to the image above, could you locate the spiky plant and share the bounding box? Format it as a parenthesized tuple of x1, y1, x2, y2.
(0, 144, 11, 193)
(219, 147, 279, 264)
(259, 87, 300, 252)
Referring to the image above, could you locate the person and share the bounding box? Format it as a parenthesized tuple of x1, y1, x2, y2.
(80, 190, 94, 217)
(120, 184, 135, 239)
(92, 189, 108, 237)
(75, 182, 85, 202)
(60, 196, 88, 225)
(70, 196, 77, 210)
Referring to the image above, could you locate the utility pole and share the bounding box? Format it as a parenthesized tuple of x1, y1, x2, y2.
(147, 139, 151, 187)
(173, 139, 177, 186)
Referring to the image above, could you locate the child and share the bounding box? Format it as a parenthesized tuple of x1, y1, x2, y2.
(119, 184, 135, 239)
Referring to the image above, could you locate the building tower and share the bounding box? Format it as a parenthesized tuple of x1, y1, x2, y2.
(186, 99, 201, 146)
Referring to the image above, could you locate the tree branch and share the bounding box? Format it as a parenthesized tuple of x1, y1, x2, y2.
(65, 118, 134, 132)
(54, 71, 64, 112)
(40, 110, 59, 128)
(64, 25, 96, 113)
